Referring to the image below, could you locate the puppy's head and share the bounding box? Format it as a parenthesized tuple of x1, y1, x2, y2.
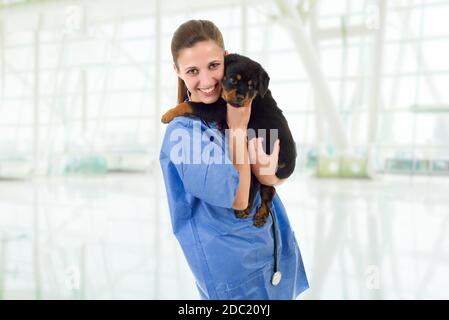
(221, 54, 270, 108)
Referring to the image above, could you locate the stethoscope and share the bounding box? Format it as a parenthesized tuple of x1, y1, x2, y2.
(269, 206, 282, 286)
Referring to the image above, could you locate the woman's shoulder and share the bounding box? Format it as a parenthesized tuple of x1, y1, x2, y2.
(165, 115, 221, 134)
(166, 115, 202, 130)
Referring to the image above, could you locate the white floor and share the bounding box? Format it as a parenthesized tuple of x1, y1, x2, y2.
(1, 170, 448, 299)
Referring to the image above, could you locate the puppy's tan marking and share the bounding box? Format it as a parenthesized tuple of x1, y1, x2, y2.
(222, 88, 237, 103)
(161, 102, 193, 123)
(241, 92, 258, 108)
(254, 186, 276, 227)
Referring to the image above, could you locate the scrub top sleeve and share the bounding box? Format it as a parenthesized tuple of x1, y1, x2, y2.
(162, 118, 240, 209)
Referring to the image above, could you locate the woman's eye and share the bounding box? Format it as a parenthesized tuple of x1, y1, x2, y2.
(187, 69, 198, 75)
(209, 63, 219, 69)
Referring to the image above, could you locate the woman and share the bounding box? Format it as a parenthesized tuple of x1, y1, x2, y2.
(159, 19, 308, 299)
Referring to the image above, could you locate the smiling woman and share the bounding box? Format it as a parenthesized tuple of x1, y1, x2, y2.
(159, 19, 309, 300)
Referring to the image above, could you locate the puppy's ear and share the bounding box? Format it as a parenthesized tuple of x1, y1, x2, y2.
(258, 66, 270, 98)
(225, 53, 239, 68)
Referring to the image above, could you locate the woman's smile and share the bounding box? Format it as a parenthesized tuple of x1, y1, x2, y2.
(198, 83, 219, 97)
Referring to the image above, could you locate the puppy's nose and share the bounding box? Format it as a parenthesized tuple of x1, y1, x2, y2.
(236, 94, 245, 102)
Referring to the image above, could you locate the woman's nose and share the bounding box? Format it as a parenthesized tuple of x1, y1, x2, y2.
(198, 71, 215, 87)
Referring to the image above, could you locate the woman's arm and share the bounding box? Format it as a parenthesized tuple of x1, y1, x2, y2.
(229, 129, 250, 210)
(227, 103, 252, 211)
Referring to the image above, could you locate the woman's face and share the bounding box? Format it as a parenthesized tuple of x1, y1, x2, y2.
(175, 40, 225, 104)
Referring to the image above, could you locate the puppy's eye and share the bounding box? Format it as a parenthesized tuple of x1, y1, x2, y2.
(229, 78, 237, 85)
(248, 85, 254, 90)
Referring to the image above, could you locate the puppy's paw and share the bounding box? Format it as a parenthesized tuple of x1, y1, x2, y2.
(253, 206, 269, 227)
(253, 215, 268, 227)
(161, 111, 175, 124)
(235, 209, 251, 219)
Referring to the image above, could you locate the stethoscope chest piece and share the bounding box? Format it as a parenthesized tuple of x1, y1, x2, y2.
(271, 271, 282, 286)
(268, 207, 282, 286)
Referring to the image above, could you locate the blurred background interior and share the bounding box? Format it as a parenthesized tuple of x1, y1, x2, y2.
(0, 0, 448, 299)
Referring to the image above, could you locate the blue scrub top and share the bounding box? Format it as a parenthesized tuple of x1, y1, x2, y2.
(159, 116, 308, 299)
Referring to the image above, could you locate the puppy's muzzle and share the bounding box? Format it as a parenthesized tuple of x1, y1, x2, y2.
(235, 94, 245, 104)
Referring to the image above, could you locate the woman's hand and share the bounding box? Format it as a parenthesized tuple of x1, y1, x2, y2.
(248, 137, 284, 186)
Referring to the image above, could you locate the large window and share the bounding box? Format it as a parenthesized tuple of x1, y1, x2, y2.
(1, 0, 448, 175)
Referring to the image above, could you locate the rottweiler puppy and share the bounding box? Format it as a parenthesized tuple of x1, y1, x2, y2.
(161, 53, 297, 227)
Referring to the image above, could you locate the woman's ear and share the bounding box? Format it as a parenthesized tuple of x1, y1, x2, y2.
(173, 63, 180, 76)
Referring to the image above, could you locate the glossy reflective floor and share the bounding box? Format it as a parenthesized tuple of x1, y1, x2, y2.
(1, 170, 448, 299)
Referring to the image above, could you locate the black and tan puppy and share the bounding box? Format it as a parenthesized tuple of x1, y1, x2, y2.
(161, 53, 297, 227)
